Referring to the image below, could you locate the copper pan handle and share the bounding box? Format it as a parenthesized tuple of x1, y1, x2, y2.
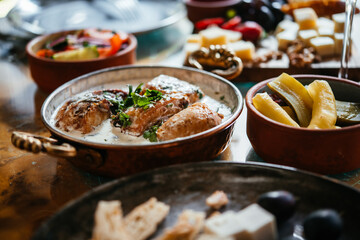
(11, 131, 77, 158)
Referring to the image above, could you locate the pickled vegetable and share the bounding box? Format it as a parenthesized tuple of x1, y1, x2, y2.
(53, 46, 99, 61)
(267, 73, 313, 127)
(307, 80, 337, 129)
(336, 100, 360, 125)
(282, 106, 297, 121)
(252, 92, 300, 127)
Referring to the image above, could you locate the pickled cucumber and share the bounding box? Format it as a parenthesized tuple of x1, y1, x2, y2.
(307, 80, 337, 129)
(267, 73, 313, 127)
(336, 100, 360, 125)
(53, 46, 99, 61)
(253, 92, 300, 127)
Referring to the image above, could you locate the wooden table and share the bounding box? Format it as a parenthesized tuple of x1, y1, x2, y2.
(1, 17, 360, 240)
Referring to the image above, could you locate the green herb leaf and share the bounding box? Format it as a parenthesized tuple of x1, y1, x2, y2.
(143, 125, 159, 142)
(196, 90, 203, 99)
(112, 112, 131, 127)
(131, 89, 163, 109)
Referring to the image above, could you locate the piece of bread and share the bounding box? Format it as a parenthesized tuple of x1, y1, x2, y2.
(197, 234, 235, 240)
(156, 209, 205, 240)
(124, 197, 170, 240)
(206, 190, 229, 210)
(92, 200, 131, 240)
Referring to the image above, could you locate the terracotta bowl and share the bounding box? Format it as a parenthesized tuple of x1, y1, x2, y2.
(184, 0, 241, 24)
(12, 66, 243, 177)
(246, 75, 360, 175)
(26, 30, 137, 93)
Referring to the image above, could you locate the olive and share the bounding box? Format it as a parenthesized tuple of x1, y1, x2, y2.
(257, 190, 296, 222)
(254, 5, 276, 31)
(303, 209, 343, 240)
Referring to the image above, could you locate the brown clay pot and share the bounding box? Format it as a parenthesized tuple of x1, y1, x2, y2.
(184, 0, 241, 24)
(246, 74, 360, 174)
(26, 29, 137, 93)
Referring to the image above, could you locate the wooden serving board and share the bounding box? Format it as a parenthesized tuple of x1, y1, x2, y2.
(236, 35, 360, 82)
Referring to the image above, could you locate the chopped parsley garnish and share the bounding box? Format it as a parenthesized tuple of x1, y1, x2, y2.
(143, 125, 159, 142)
(112, 112, 131, 127)
(105, 83, 163, 127)
(196, 89, 203, 99)
(220, 96, 225, 100)
(132, 89, 163, 109)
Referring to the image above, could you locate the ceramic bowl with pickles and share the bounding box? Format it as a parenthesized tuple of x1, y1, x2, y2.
(246, 73, 360, 174)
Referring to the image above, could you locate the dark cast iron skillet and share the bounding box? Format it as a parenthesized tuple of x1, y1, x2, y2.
(32, 161, 360, 240)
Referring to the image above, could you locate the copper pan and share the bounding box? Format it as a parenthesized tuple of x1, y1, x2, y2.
(12, 66, 243, 177)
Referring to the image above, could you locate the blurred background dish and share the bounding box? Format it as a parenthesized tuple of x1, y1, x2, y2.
(246, 74, 360, 174)
(184, 0, 241, 24)
(7, 0, 186, 36)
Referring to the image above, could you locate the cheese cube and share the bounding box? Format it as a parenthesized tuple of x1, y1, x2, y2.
(293, 8, 318, 30)
(205, 211, 245, 237)
(236, 204, 277, 240)
(310, 37, 335, 57)
(334, 33, 344, 55)
(220, 28, 242, 42)
(275, 19, 299, 35)
(184, 43, 201, 57)
(187, 34, 201, 44)
(318, 27, 334, 38)
(228, 41, 255, 61)
(199, 27, 228, 48)
(298, 29, 318, 46)
(332, 13, 345, 33)
(317, 17, 335, 30)
(276, 31, 297, 50)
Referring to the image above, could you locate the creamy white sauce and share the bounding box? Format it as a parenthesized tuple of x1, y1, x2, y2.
(51, 82, 233, 145)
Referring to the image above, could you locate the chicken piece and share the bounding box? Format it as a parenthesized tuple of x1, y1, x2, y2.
(115, 75, 205, 136)
(157, 102, 223, 141)
(156, 210, 205, 240)
(206, 191, 229, 210)
(143, 74, 203, 104)
(55, 90, 126, 134)
(123, 93, 189, 136)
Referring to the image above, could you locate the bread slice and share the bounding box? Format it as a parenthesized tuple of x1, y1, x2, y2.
(92, 200, 131, 240)
(206, 190, 229, 210)
(156, 210, 205, 240)
(197, 234, 235, 240)
(124, 197, 170, 240)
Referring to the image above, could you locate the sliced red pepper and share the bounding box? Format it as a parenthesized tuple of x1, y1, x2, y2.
(109, 33, 122, 55)
(97, 47, 112, 58)
(221, 16, 242, 30)
(36, 49, 55, 58)
(195, 17, 225, 30)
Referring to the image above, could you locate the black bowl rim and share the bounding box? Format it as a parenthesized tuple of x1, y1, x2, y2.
(41, 65, 244, 149)
(245, 74, 360, 133)
(31, 161, 360, 239)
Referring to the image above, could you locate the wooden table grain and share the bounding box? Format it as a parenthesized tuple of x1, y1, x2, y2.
(1, 17, 360, 240)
